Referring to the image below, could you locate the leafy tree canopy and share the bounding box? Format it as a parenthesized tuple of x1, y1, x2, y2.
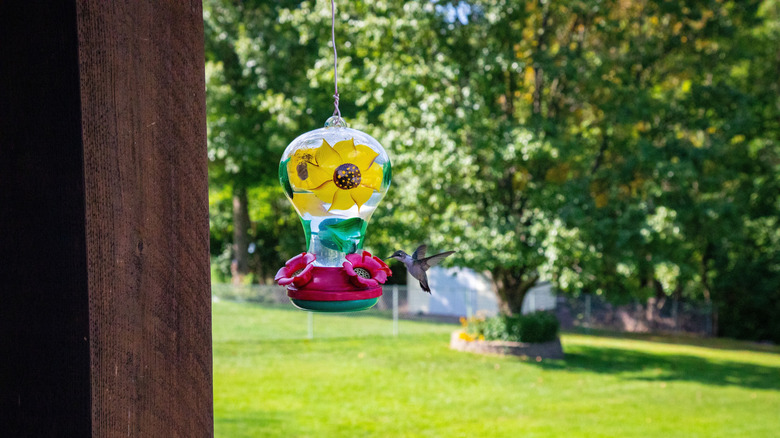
(205, 0, 780, 341)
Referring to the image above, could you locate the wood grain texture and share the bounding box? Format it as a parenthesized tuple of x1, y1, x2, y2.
(1, 2, 212, 435)
(76, 1, 213, 437)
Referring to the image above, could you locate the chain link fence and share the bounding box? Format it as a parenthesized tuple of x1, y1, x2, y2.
(211, 283, 432, 339)
(210, 282, 411, 311)
(555, 294, 715, 336)
(211, 283, 716, 337)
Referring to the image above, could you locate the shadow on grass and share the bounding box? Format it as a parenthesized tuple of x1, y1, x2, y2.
(535, 345, 780, 391)
(564, 327, 780, 355)
(216, 411, 296, 437)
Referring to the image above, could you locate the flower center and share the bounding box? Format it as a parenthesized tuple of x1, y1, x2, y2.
(333, 163, 361, 190)
(292, 268, 304, 277)
(353, 267, 372, 279)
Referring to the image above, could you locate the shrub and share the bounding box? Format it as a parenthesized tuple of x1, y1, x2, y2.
(462, 311, 559, 343)
(480, 316, 509, 341)
(513, 311, 560, 343)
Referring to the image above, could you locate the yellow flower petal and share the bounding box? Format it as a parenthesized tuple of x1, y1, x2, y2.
(329, 189, 356, 211)
(287, 147, 319, 188)
(350, 186, 374, 208)
(352, 144, 379, 171)
(361, 163, 383, 190)
(291, 192, 328, 215)
(289, 160, 332, 190)
(315, 140, 341, 172)
(312, 181, 338, 204)
(331, 139, 379, 171)
(305, 164, 332, 189)
(333, 138, 356, 161)
(292, 147, 319, 165)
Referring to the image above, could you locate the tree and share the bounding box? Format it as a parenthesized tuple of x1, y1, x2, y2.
(204, 0, 322, 282)
(204, 0, 780, 341)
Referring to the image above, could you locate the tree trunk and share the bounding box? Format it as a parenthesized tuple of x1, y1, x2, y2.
(232, 186, 251, 284)
(494, 267, 539, 315)
(700, 242, 717, 336)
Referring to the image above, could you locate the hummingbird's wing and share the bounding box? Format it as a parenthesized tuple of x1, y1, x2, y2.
(420, 251, 455, 271)
(412, 244, 427, 261)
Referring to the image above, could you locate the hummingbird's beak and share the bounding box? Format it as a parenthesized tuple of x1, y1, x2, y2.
(384, 256, 394, 261)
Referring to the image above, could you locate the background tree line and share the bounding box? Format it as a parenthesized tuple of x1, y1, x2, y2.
(204, 0, 780, 342)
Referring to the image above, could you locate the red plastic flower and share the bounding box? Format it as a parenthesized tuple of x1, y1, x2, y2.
(275, 252, 316, 287)
(343, 251, 392, 288)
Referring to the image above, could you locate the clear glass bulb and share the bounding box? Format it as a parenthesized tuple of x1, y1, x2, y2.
(279, 118, 391, 267)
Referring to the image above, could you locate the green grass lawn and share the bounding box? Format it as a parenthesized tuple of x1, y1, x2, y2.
(213, 300, 780, 438)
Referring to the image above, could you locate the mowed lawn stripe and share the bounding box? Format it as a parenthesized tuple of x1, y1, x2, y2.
(213, 300, 780, 438)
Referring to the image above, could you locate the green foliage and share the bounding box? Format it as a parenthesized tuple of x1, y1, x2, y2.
(714, 235, 780, 343)
(204, 0, 324, 281)
(514, 311, 560, 344)
(479, 316, 511, 341)
(205, 1, 780, 340)
(247, 186, 308, 279)
(464, 311, 559, 343)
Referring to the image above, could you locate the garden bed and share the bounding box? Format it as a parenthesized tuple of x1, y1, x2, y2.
(449, 330, 564, 359)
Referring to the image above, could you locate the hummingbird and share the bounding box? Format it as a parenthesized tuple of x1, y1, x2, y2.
(387, 244, 455, 293)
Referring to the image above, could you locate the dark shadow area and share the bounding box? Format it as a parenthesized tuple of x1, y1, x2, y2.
(533, 344, 780, 391)
(564, 328, 780, 355)
(215, 411, 294, 436)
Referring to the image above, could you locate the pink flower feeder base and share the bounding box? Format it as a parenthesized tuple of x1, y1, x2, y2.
(277, 251, 391, 313)
(286, 266, 383, 301)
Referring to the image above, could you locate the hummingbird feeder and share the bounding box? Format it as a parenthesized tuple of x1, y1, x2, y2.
(274, 0, 392, 312)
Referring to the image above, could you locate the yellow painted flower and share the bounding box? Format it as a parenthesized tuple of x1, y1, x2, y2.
(290, 192, 329, 216)
(287, 147, 324, 190)
(288, 138, 383, 211)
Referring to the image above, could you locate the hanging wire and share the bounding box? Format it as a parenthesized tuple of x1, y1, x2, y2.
(331, 0, 341, 120)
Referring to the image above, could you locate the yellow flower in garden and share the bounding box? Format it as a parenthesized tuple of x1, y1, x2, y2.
(288, 138, 383, 211)
(458, 331, 476, 342)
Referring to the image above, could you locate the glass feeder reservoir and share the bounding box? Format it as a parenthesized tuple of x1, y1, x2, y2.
(275, 117, 392, 312)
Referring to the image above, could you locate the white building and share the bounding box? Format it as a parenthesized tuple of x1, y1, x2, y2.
(407, 267, 555, 317)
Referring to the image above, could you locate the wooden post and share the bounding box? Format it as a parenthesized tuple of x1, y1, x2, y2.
(0, 2, 213, 436)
